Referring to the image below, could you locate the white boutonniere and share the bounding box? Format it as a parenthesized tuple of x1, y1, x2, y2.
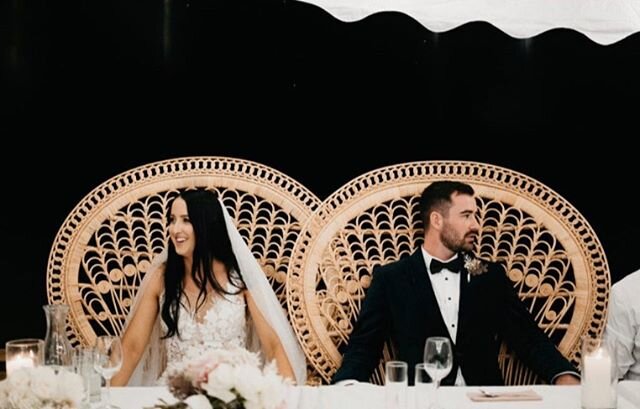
(463, 254, 488, 277)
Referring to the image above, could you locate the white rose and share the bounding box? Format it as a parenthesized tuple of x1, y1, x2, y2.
(29, 367, 59, 400)
(6, 371, 34, 406)
(184, 394, 214, 409)
(205, 364, 235, 390)
(8, 392, 40, 409)
(203, 364, 236, 403)
(56, 370, 85, 403)
(8, 368, 32, 396)
(259, 371, 285, 409)
(232, 364, 264, 401)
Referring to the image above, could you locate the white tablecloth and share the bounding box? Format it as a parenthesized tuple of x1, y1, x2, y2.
(298, 0, 640, 45)
(109, 381, 640, 409)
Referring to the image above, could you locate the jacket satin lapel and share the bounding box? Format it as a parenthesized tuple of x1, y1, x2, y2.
(455, 254, 470, 346)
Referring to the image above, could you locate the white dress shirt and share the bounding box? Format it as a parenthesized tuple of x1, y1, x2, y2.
(605, 270, 640, 380)
(421, 247, 466, 385)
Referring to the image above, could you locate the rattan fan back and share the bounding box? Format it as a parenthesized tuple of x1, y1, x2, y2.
(287, 161, 609, 385)
(46, 157, 321, 354)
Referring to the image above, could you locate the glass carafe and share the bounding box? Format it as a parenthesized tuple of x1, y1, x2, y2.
(43, 304, 73, 370)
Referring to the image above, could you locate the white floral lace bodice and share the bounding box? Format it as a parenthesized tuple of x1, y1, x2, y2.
(158, 284, 247, 382)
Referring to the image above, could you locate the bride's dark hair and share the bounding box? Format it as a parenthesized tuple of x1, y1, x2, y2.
(161, 189, 246, 338)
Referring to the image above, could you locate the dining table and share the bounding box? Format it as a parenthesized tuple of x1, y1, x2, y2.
(108, 380, 640, 409)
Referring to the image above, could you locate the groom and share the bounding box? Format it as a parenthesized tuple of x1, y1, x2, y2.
(332, 181, 579, 386)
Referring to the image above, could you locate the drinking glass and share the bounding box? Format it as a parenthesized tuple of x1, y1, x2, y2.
(423, 337, 452, 409)
(73, 346, 102, 404)
(414, 363, 434, 409)
(5, 338, 44, 376)
(94, 336, 123, 409)
(385, 360, 408, 409)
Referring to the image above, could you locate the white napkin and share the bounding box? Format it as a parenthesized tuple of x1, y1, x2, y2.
(467, 389, 542, 402)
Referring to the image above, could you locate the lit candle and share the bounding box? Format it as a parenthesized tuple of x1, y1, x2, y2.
(582, 348, 614, 409)
(7, 352, 35, 376)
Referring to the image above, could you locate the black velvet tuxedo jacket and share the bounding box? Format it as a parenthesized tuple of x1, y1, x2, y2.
(332, 250, 576, 385)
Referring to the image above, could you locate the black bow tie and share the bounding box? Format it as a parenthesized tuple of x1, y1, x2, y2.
(430, 257, 461, 274)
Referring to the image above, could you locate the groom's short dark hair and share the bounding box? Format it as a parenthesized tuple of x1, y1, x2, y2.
(419, 181, 475, 228)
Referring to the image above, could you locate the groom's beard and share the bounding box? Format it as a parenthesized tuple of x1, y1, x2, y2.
(441, 222, 476, 253)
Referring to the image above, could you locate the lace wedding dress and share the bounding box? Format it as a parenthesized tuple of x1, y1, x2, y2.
(158, 285, 247, 383)
(125, 199, 306, 386)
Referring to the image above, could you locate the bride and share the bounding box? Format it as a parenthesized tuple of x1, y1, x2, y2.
(111, 189, 306, 386)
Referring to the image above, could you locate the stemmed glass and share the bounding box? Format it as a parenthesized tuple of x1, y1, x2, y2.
(94, 336, 123, 409)
(423, 337, 452, 409)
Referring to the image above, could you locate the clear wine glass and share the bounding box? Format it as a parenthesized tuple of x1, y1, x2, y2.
(94, 336, 123, 409)
(423, 337, 453, 409)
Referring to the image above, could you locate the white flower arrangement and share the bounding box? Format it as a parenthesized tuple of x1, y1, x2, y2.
(152, 347, 289, 409)
(0, 366, 84, 409)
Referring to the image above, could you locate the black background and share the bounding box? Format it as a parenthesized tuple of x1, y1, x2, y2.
(2, 0, 639, 344)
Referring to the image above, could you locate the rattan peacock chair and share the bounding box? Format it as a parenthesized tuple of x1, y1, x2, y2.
(287, 161, 609, 385)
(46, 157, 321, 373)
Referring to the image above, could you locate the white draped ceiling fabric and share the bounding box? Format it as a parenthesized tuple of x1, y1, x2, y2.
(300, 0, 640, 45)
